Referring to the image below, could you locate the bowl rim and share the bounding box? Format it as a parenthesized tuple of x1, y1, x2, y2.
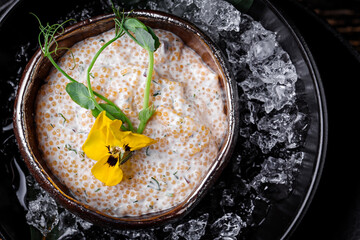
(13, 9, 239, 229)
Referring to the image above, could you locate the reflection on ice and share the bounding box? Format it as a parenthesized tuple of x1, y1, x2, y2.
(211, 213, 246, 238)
(25, 177, 59, 236)
(164, 214, 209, 240)
(149, 0, 241, 39)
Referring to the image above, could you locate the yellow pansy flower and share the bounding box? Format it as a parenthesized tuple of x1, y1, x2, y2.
(82, 111, 155, 186)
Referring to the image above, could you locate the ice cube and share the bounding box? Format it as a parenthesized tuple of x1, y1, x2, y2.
(211, 213, 246, 238)
(249, 131, 278, 153)
(249, 152, 304, 198)
(151, 0, 193, 16)
(248, 38, 277, 62)
(249, 49, 298, 86)
(115, 229, 156, 239)
(165, 214, 209, 240)
(257, 112, 295, 142)
(26, 195, 59, 236)
(239, 21, 275, 51)
(220, 189, 236, 208)
(253, 111, 308, 152)
(55, 210, 93, 239)
(239, 76, 268, 106)
(147, 0, 241, 39)
(57, 211, 77, 231)
(193, 0, 241, 32)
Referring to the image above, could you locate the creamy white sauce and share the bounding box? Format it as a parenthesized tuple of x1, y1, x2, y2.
(35, 28, 227, 217)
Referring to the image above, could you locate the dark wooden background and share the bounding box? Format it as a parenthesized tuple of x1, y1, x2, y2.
(298, 0, 360, 52)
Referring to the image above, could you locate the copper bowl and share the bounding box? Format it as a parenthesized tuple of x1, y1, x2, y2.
(13, 10, 239, 229)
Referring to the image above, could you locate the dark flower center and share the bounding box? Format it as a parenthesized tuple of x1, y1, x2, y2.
(123, 144, 131, 152)
(107, 155, 118, 167)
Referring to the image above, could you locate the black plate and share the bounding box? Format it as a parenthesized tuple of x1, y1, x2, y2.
(0, 0, 327, 239)
(269, 1, 360, 239)
(246, 1, 327, 239)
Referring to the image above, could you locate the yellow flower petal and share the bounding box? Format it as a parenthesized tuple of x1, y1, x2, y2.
(91, 111, 110, 131)
(91, 156, 123, 186)
(82, 111, 123, 161)
(96, 111, 123, 145)
(113, 130, 156, 151)
(83, 111, 155, 186)
(82, 129, 109, 161)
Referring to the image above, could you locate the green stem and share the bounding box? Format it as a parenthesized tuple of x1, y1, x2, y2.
(93, 92, 134, 132)
(119, 152, 133, 165)
(86, 40, 117, 115)
(48, 55, 77, 83)
(85, 35, 134, 132)
(137, 120, 146, 134)
(143, 51, 154, 110)
(137, 51, 154, 134)
(47, 44, 134, 132)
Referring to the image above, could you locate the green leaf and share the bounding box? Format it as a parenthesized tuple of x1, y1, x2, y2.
(123, 18, 159, 52)
(101, 103, 128, 122)
(91, 106, 116, 120)
(91, 107, 101, 118)
(137, 105, 156, 133)
(135, 28, 155, 52)
(139, 105, 156, 123)
(65, 82, 95, 110)
(147, 26, 160, 51)
(91, 104, 129, 131)
(124, 18, 147, 33)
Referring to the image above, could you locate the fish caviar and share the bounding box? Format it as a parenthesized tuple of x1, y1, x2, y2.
(35, 28, 228, 217)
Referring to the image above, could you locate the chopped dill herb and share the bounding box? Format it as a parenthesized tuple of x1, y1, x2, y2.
(65, 144, 77, 154)
(148, 177, 161, 191)
(184, 176, 190, 184)
(153, 91, 161, 97)
(58, 112, 67, 124)
(145, 146, 150, 156)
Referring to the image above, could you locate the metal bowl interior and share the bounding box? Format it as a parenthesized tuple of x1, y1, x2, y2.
(12, 11, 239, 229)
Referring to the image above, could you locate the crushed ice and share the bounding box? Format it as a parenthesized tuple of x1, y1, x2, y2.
(22, 0, 309, 239)
(164, 213, 209, 240)
(211, 213, 246, 239)
(26, 176, 93, 239)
